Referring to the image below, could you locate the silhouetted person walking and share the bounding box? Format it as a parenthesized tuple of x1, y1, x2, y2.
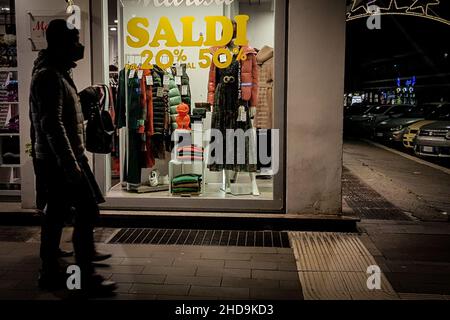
(29, 19, 116, 294)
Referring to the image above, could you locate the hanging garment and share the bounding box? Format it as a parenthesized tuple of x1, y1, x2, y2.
(167, 71, 183, 131)
(117, 68, 157, 184)
(171, 64, 192, 107)
(207, 45, 259, 107)
(208, 55, 257, 173)
(255, 46, 274, 129)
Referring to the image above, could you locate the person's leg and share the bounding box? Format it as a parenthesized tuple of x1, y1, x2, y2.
(38, 161, 69, 289)
(40, 203, 65, 274)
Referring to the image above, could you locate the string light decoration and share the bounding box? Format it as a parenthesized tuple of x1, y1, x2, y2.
(346, 0, 450, 26)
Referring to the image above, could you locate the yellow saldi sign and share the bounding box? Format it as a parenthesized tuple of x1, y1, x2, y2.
(126, 15, 250, 69)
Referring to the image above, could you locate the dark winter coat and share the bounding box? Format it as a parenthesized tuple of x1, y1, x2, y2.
(30, 50, 89, 169)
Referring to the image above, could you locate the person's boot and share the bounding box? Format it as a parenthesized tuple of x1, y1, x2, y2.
(92, 251, 112, 262)
(73, 273, 117, 297)
(58, 249, 74, 258)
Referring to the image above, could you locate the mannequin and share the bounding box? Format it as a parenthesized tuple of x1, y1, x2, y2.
(207, 21, 260, 196)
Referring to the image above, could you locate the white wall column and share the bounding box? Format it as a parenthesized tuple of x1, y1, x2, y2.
(286, 0, 347, 215)
(16, 0, 92, 209)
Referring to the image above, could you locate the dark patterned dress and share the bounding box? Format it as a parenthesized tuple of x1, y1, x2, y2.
(208, 56, 257, 172)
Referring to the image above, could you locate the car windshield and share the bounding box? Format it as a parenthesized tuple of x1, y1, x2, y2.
(403, 106, 428, 118)
(386, 105, 411, 115)
(426, 104, 450, 120)
(346, 105, 374, 115)
(369, 105, 392, 114)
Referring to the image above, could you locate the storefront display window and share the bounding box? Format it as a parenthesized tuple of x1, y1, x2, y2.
(101, 0, 285, 212)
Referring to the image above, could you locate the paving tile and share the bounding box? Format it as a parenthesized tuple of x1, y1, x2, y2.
(277, 248, 295, 254)
(252, 270, 299, 281)
(173, 259, 224, 268)
(150, 252, 202, 259)
(196, 267, 251, 278)
(0, 290, 38, 300)
(190, 286, 249, 299)
(280, 280, 302, 290)
(142, 266, 197, 276)
(106, 265, 145, 274)
(2, 271, 37, 281)
(94, 245, 153, 258)
(277, 262, 298, 271)
(398, 293, 449, 300)
(110, 274, 166, 284)
(130, 283, 190, 296)
(120, 257, 174, 267)
(115, 283, 133, 294)
(101, 293, 157, 301)
(221, 277, 280, 289)
(97, 272, 113, 280)
(224, 260, 278, 270)
(0, 279, 21, 289)
(96, 258, 124, 266)
(251, 254, 295, 262)
(385, 272, 450, 295)
(249, 288, 302, 300)
(201, 253, 252, 261)
(13, 278, 39, 291)
(165, 275, 221, 286)
(227, 247, 279, 254)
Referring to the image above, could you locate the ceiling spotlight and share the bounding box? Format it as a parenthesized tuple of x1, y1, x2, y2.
(114, 19, 118, 24)
(110, 27, 117, 31)
(66, 0, 75, 14)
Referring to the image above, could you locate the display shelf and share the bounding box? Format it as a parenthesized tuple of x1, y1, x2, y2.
(0, 133, 19, 137)
(0, 164, 20, 168)
(0, 67, 17, 72)
(0, 102, 19, 105)
(0, 189, 20, 196)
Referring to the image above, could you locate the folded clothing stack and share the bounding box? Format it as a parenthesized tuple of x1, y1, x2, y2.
(176, 144, 204, 161)
(171, 174, 202, 195)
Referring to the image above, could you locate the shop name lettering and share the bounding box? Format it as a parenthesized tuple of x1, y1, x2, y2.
(136, 0, 235, 7)
(32, 21, 49, 32)
(127, 15, 249, 48)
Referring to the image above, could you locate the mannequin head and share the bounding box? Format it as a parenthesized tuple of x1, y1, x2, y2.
(46, 19, 85, 64)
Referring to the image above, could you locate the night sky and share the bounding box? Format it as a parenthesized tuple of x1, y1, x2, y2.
(345, 0, 450, 101)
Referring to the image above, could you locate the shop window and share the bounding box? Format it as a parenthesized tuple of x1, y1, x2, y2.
(104, 0, 283, 211)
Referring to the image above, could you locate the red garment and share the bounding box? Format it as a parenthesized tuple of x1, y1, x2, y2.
(207, 45, 259, 107)
(140, 69, 155, 168)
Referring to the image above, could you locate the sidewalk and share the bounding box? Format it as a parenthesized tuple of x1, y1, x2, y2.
(1, 221, 450, 300)
(0, 140, 449, 300)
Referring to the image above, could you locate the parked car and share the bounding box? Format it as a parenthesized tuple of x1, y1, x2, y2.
(374, 104, 436, 144)
(415, 104, 450, 158)
(403, 103, 449, 149)
(344, 104, 379, 135)
(403, 120, 437, 149)
(359, 104, 412, 137)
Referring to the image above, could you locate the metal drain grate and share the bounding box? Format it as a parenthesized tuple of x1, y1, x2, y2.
(342, 167, 411, 221)
(108, 229, 291, 248)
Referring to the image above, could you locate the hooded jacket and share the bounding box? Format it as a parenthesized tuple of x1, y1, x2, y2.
(207, 45, 259, 107)
(255, 46, 274, 129)
(29, 50, 88, 170)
